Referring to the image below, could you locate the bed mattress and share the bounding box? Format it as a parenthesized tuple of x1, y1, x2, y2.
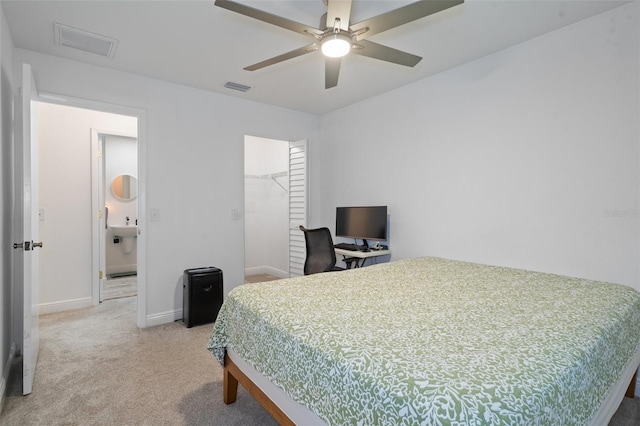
(208, 257, 640, 424)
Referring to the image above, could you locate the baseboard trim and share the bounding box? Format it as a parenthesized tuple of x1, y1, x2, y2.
(39, 297, 93, 315)
(106, 264, 138, 276)
(244, 266, 288, 279)
(0, 342, 16, 415)
(39, 300, 180, 328)
(146, 309, 182, 328)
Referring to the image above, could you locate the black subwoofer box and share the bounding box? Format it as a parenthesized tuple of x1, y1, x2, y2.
(183, 267, 223, 328)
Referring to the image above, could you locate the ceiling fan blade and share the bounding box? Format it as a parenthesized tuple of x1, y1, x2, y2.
(215, 0, 323, 39)
(352, 40, 421, 67)
(325, 57, 341, 89)
(244, 43, 318, 71)
(326, 0, 353, 31)
(350, 0, 464, 40)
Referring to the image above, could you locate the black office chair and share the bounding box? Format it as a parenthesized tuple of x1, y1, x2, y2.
(299, 226, 345, 275)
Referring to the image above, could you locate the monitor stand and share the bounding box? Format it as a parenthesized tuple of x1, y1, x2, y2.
(360, 239, 370, 252)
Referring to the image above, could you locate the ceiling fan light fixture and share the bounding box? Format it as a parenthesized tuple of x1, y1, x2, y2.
(321, 33, 351, 58)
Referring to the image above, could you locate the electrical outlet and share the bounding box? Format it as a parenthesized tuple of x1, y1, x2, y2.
(231, 209, 242, 220)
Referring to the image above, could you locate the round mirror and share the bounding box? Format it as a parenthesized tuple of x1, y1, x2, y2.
(111, 174, 138, 201)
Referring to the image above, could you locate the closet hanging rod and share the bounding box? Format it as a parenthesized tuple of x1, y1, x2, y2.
(244, 171, 288, 179)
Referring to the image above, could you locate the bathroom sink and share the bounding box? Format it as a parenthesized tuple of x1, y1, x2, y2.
(109, 225, 137, 238)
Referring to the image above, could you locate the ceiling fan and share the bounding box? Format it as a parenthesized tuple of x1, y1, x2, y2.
(215, 0, 464, 89)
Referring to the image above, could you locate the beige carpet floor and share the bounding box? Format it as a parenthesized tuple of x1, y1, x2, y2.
(1, 295, 639, 425)
(0, 297, 276, 426)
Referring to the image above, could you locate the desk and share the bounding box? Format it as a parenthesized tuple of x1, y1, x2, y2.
(335, 248, 391, 269)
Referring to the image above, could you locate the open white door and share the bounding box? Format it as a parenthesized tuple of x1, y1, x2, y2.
(288, 140, 308, 277)
(13, 63, 41, 395)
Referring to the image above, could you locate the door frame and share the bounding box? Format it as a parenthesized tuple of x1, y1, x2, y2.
(91, 128, 138, 306)
(36, 91, 148, 328)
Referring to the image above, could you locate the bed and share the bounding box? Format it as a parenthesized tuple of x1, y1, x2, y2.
(207, 257, 640, 425)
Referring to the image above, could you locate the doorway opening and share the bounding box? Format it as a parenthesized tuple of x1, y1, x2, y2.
(95, 132, 139, 301)
(34, 98, 144, 323)
(243, 136, 308, 283)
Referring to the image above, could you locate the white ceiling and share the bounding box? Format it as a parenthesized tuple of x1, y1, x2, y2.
(1, 0, 629, 114)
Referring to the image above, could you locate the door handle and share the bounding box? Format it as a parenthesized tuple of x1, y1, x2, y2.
(32, 241, 43, 249)
(13, 241, 31, 250)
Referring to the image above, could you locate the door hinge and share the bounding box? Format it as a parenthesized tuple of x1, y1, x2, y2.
(99, 209, 103, 219)
(98, 150, 102, 158)
(99, 271, 103, 279)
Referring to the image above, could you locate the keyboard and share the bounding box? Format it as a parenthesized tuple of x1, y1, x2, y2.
(334, 243, 364, 251)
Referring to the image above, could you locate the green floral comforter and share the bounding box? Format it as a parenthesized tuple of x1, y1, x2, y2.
(207, 257, 640, 425)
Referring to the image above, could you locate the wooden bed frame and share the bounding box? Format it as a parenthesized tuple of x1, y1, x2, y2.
(223, 353, 638, 426)
(224, 354, 295, 425)
(627, 370, 638, 398)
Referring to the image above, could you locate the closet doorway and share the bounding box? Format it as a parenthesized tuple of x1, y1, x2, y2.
(244, 136, 308, 283)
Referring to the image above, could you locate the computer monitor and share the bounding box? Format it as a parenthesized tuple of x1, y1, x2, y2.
(335, 206, 387, 246)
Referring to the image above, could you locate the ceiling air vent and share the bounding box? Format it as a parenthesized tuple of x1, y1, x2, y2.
(224, 81, 251, 92)
(54, 22, 118, 59)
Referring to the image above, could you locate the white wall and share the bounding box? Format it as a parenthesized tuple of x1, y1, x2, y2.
(36, 102, 137, 312)
(4, 0, 636, 334)
(244, 136, 289, 278)
(104, 134, 138, 276)
(316, 3, 640, 290)
(0, 3, 16, 409)
(15, 48, 320, 326)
